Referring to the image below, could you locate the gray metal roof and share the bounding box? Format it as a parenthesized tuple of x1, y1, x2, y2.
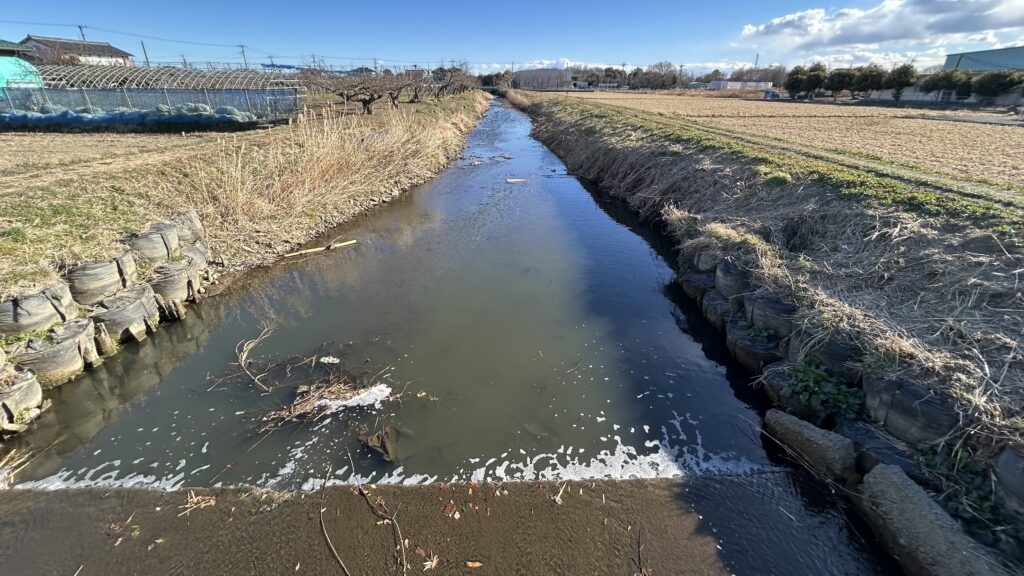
(0, 39, 32, 53)
(943, 45, 1024, 71)
(21, 35, 133, 58)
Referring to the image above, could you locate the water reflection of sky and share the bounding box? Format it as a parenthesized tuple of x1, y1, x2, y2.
(14, 102, 772, 490)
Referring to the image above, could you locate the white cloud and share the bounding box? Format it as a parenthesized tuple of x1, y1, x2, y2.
(742, 0, 1024, 50)
(680, 60, 756, 72)
(967, 31, 999, 43)
(994, 35, 1024, 48)
(802, 47, 946, 69)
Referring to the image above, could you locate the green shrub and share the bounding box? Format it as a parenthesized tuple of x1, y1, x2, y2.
(887, 64, 919, 103)
(781, 357, 863, 425)
(973, 70, 1023, 98)
(750, 325, 772, 343)
(919, 444, 999, 529)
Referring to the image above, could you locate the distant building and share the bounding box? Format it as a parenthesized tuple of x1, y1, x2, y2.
(513, 68, 574, 90)
(20, 35, 134, 67)
(708, 80, 773, 90)
(944, 46, 1024, 72)
(0, 39, 33, 58)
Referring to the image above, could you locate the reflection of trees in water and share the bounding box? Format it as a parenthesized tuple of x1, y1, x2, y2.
(7, 297, 226, 481)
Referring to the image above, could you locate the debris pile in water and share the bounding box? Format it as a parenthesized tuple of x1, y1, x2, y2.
(210, 325, 397, 434)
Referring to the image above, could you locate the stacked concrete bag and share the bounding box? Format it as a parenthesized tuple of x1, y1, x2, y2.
(66, 254, 136, 306)
(145, 211, 210, 320)
(0, 283, 79, 336)
(9, 318, 101, 387)
(676, 239, 1016, 575)
(0, 210, 211, 438)
(0, 360, 43, 436)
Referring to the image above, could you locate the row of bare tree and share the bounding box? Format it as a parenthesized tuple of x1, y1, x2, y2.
(299, 65, 479, 114)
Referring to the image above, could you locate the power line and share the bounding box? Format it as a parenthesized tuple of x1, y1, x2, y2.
(0, 19, 245, 48)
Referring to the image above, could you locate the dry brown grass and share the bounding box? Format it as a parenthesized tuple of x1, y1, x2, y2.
(519, 91, 1024, 453)
(563, 92, 1023, 187)
(0, 92, 492, 299)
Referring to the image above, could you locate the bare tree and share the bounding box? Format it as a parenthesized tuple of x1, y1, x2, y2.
(300, 61, 476, 115)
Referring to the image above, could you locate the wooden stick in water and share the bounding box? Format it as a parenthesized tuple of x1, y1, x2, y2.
(284, 238, 357, 258)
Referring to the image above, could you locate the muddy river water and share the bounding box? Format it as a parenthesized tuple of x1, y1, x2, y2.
(4, 101, 899, 574)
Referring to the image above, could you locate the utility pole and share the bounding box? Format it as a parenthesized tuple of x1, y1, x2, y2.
(140, 41, 151, 67)
(240, 45, 249, 68)
(754, 53, 760, 69)
(77, 25, 87, 41)
(181, 54, 189, 68)
(268, 54, 275, 66)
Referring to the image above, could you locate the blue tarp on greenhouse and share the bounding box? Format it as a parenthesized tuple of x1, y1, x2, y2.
(0, 85, 300, 129)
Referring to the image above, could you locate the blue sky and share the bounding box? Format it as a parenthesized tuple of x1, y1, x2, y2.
(2, 0, 1022, 72)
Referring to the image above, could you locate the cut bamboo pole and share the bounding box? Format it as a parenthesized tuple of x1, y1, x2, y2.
(284, 238, 357, 258)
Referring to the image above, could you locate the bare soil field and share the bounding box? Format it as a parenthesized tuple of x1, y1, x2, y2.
(565, 92, 1023, 188)
(0, 132, 211, 177)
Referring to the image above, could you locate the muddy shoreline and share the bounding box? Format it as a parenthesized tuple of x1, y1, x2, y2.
(0, 476, 896, 575)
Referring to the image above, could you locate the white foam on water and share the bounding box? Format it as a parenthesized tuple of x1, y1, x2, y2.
(18, 464, 188, 491)
(261, 413, 773, 488)
(318, 383, 393, 411)
(12, 398, 773, 492)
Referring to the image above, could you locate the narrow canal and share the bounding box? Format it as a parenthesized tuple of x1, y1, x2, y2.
(5, 100, 898, 574)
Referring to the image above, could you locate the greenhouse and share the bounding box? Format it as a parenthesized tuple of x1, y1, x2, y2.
(0, 56, 43, 89)
(0, 65, 303, 129)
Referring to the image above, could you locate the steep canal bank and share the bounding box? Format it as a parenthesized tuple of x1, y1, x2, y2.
(2, 100, 899, 574)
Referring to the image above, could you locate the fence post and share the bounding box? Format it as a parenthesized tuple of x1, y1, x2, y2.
(80, 88, 92, 110)
(3, 87, 16, 113)
(121, 87, 133, 110)
(242, 89, 254, 117)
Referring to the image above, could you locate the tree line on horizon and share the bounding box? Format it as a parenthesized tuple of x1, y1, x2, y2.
(480, 61, 786, 90)
(479, 60, 1024, 102)
(784, 63, 1024, 102)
